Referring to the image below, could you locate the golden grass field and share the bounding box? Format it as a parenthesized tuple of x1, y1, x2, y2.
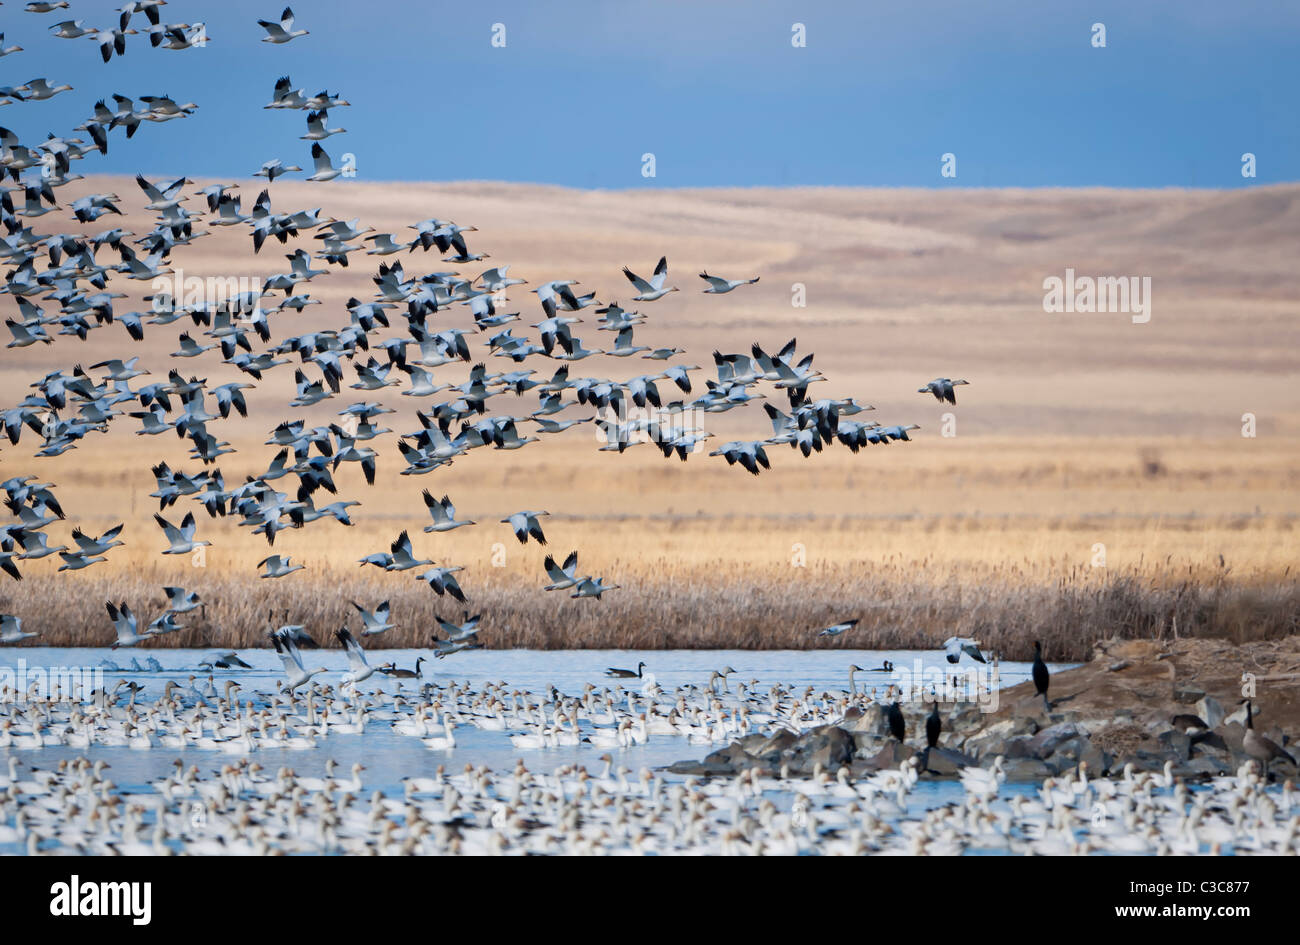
(1, 178, 1297, 657)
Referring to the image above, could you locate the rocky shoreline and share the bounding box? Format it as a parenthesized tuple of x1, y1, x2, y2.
(670, 638, 1300, 781)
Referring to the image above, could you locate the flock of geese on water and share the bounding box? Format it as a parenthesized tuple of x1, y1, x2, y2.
(0, 660, 1297, 854)
(0, 0, 961, 665)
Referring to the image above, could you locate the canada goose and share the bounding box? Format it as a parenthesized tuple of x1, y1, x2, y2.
(1031, 641, 1050, 711)
(258, 6, 308, 43)
(606, 661, 646, 679)
(380, 657, 424, 679)
(918, 377, 970, 405)
(1241, 700, 1296, 780)
(622, 256, 679, 301)
(942, 636, 987, 664)
(817, 618, 859, 637)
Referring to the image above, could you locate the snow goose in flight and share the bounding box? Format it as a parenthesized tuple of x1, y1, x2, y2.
(17, 79, 74, 101)
(699, 271, 759, 293)
(918, 377, 970, 405)
(258, 7, 309, 43)
(91, 26, 137, 62)
(0, 615, 36, 644)
(415, 565, 466, 602)
(254, 159, 301, 181)
(502, 510, 548, 545)
(435, 613, 481, 643)
(257, 553, 303, 578)
(50, 20, 97, 39)
(269, 628, 328, 692)
(336, 627, 375, 686)
(542, 551, 580, 590)
(817, 618, 859, 638)
(57, 550, 105, 571)
(387, 530, 432, 571)
(306, 144, 342, 182)
(622, 256, 678, 302)
(0, 34, 24, 57)
(106, 601, 149, 648)
(350, 600, 394, 636)
(162, 586, 202, 614)
(422, 490, 474, 532)
(25, 2, 72, 11)
(154, 511, 208, 555)
(301, 109, 345, 140)
(942, 636, 986, 664)
(571, 576, 619, 599)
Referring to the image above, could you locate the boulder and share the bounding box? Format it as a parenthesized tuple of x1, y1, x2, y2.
(1156, 729, 1192, 761)
(1196, 695, 1225, 730)
(1029, 723, 1082, 758)
(863, 740, 916, 771)
(920, 746, 977, 776)
(783, 724, 855, 775)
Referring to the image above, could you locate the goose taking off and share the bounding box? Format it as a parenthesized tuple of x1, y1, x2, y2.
(269, 627, 328, 691)
(606, 661, 646, 679)
(162, 586, 202, 614)
(106, 601, 148, 648)
(942, 636, 986, 664)
(699, 271, 759, 294)
(1031, 640, 1050, 711)
(918, 377, 970, 405)
(622, 256, 678, 301)
(817, 618, 859, 637)
(502, 510, 548, 545)
(336, 626, 375, 686)
(350, 600, 394, 636)
(258, 6, 308, 43)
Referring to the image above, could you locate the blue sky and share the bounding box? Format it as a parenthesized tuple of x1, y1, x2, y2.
(3, 0, 1297, 188)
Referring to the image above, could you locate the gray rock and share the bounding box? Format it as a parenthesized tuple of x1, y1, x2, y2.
(1173, 685, 1206, 704)
(1157, 729, 1192, 761)
(1196, 695, 1225, 729)
(920, 746, 977, 776)
(1030, 723, 1082, 758)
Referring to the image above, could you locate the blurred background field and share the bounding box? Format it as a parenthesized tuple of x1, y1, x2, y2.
(1, 179, 1297, 658)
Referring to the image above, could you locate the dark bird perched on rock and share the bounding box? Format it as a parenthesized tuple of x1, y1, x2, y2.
(886, 701, 905, 742)
(1032, 640, 1050, 711)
